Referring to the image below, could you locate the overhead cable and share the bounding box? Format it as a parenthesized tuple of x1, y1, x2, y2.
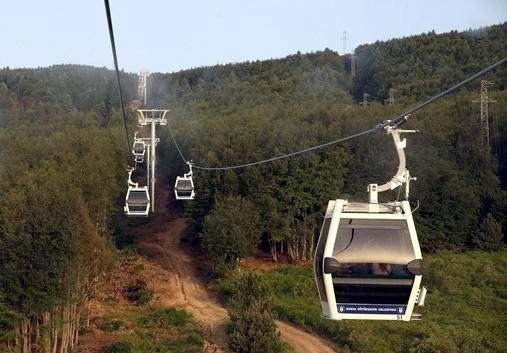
(168, 57, 507, 171)
(104, 0, 131, 152)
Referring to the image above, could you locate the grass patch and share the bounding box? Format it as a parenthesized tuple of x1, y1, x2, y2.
(140, 307, 191, 329)
(188, 331, 204, 346)
(100, 306, 203, 353)
(220, 251, 507, 353)
(126, 331, 201, 353)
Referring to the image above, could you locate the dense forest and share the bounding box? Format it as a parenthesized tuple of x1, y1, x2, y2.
(150, 23, 507, 270)
(0, 22, 506, 353)
(0, 65, 136, 352)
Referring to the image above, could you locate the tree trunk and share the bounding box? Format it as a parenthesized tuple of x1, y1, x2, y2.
(52, 311, 58, 353)
(268, 238, 278, 262)
(42, 312, 50, 353)
(302, 231, 307, 261)
(21, 318, 28, 353)
(309, 231, 315, 259)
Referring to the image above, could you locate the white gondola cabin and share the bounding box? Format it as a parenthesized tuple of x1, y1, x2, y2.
(174, 162, 195, 200)
(314, 126, 427, 321)
(124, 168, 150, 217)
(132, 140, 146, 164)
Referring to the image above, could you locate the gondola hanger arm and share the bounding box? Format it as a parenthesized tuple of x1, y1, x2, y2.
(368, 121, 418, 204)
(127, 167, 138, 187)
(185, 161, 194, 178)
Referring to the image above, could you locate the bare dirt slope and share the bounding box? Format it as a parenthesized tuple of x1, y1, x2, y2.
(133, 178, 338, 353)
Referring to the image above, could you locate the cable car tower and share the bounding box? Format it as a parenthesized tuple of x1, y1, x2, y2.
(136, 109, 168, 212)
(138, 71, 150, 106)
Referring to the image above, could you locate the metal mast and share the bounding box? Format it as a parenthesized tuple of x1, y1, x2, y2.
(342, 31, 356, 78)
(385, 88, 395, 105)
(473, 80, 495, 145)
(137, 110, 168, 212)
(138, 71, 150, 106)
(351, 51, 356, 78)
(360, 93, 370, 106)
(342, 31, 348, 54)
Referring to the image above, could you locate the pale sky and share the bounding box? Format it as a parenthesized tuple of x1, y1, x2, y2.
(1, 0, 506, 73)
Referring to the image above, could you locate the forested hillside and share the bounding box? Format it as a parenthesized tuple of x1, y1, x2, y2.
(352, 23, 507, 102)
(151, 23, 507, 271)
(0, 65, 134, 351)
(0, 22, 506, 353)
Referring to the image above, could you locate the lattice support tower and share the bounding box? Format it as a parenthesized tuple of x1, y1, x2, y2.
(351, 51, 356, 78)
(360, 93, 370, 106)
(342, 31, 348, 54)
(385, 88, 395, 105)
(473, 80, 495, 145)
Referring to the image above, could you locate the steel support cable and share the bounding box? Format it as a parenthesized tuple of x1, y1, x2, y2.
(192, 128, 378, 170)
(384, 57, 507, 128)
(167, 119, 189, 163)
(168, 57, 507, 171)
(104, 0, 131, 152)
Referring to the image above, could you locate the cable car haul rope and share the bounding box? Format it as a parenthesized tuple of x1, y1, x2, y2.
(103, 0, 506, 322)
(104, 0, 131, 153)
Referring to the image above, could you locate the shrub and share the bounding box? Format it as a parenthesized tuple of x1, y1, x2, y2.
(102, 319, 124, 332)
(103, 341, 133, 353)
(124, 279, 153, 306)
(188, 330, 204, 345)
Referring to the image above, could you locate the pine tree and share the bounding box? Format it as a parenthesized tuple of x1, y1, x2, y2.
(472, 213, 504, 250)
(228, 272, 285, 353)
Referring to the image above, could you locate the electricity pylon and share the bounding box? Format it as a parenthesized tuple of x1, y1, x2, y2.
(360, 93, 370, 106)
(351, 51, 356, 78)
(385, 88, 395, 105)
(342, 31, 356, 78)
(342, 31, 348, 54)
(473, 80, 495, 145)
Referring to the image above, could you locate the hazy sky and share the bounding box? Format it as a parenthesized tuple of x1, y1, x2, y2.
(1, 1, 505, 73)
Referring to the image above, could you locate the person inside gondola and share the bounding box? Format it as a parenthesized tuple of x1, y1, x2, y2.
(371, 263, 392, 276)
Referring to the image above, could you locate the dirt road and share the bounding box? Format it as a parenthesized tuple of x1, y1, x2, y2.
(135, 182, 338, 353)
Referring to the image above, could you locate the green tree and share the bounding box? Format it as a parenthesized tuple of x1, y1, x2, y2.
(472, 213, 504, 250)
(228, 272, 285, 353)
(200, 196, 260, 273)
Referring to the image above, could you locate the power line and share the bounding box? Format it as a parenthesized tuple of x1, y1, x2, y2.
(104, 0, 131, 152)
(168, 57, 507, 171)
